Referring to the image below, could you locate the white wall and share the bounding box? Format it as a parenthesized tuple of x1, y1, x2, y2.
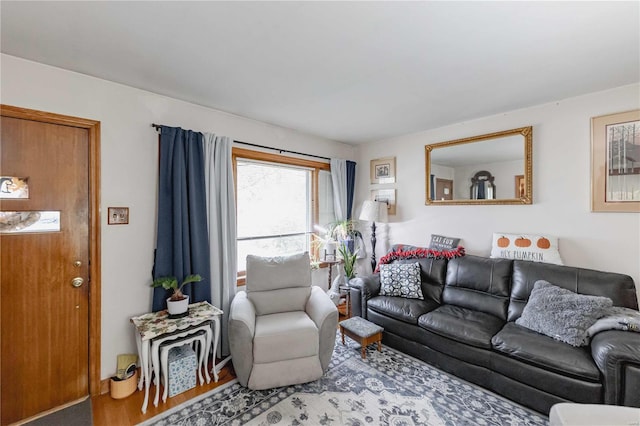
(355, 84, 640, 300)
(0, 54, 355, 379)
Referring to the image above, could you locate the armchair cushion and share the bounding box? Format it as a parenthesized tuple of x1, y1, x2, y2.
(254, 311, 319, 364)
(228, 291, 256, 387)
(246, 252, 312, 315)
(306, 286, 340, 371)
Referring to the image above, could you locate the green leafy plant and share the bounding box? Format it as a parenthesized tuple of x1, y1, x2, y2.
(337, 243, 358, 280)
(151, 274, 202, 301)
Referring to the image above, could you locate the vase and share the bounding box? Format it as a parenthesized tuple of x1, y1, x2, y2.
(167, 295, 189, 315)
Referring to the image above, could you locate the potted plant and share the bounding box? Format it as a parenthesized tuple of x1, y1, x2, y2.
(337, 243, 358, 282)
(151, 274, 202, 316)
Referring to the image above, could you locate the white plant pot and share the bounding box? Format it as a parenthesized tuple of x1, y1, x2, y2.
(166, 295, 189, 315)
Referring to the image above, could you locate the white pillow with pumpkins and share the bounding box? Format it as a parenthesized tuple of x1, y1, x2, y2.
(490, 232, 563, 265)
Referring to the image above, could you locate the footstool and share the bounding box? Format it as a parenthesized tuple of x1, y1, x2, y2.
(339, 316, 383, 359)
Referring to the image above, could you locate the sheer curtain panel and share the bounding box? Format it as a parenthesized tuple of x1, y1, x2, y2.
(203, 133, 237, 357)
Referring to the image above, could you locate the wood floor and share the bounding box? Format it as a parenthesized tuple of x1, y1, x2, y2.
(91, 360, 236, 426)
(91, 308, 349, 425)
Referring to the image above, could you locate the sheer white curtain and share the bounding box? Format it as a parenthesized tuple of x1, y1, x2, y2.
(330, 158, 348, 221)
(203, 133, 237, 358)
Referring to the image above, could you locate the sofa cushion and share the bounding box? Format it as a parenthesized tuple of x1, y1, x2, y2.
(492, 322, 600, 382)
(418, 304, 505, 349)
(253, 311, 319, 364)
(386, 244, 449, 304)
(508, 260, 638, 322)
(515, 280, 613, 347)
(443, 255, 512, 320)
(368, 296, 439, 325)
(379, 262, 424, 299)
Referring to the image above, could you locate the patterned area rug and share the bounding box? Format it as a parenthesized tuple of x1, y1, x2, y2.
(140, 334, 548, 426)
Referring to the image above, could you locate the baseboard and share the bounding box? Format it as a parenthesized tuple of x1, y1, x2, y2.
(100, 377, 110, 395)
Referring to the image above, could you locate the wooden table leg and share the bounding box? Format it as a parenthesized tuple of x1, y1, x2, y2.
(361, 343, 366, 359)
(377, 339, 382, 352)
(341, 327, 345, 345)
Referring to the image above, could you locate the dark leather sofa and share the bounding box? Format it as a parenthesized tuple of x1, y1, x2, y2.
(349, 245, 640, 414)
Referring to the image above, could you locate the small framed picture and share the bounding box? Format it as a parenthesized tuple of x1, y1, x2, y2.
(371, 189, 396, 215)
(370, 157, 396, 184)
(108, 207, 129, 225)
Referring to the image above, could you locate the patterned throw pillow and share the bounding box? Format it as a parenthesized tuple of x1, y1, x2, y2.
(379, 262, 423, 299)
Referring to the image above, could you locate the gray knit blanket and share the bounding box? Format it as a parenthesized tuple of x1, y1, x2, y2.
(587, 306, 640, 337)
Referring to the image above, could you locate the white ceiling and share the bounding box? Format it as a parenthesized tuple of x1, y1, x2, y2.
(1, 1, 638, 144)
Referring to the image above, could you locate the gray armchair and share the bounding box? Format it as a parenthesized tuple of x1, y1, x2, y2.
(229, 252, 338, 390)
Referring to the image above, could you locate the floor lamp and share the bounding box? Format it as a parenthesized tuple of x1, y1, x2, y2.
(359, 200, 388, 271)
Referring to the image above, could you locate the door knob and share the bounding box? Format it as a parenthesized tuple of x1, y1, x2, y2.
(71, 277, 84, 288)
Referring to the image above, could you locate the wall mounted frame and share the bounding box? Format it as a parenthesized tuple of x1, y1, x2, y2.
(370, 157, 396, 184)
(425, 126, 533, 205)
(591, 109, 640, 212)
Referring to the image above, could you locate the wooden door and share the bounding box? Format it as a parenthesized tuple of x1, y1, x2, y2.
(436, 178, 453, 201)
(1, 111, 97, 424)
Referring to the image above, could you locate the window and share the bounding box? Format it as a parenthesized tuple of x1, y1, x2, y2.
(233, 148, 333, 276)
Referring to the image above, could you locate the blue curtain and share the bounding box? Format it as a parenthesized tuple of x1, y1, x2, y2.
(345, 160, 356, 219)
(152, 126, 212, 312)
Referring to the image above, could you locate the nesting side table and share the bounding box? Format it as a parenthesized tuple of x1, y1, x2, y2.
(131, 301, 223, 413)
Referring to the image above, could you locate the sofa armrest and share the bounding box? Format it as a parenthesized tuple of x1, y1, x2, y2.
(349, 274, 381, 320)
(228, 291, 256, 387)
(591, 330, 640, 407)
(306, 286, 339, 371)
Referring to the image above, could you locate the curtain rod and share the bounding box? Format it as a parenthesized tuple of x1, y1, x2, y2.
(151, 123, 330, 161)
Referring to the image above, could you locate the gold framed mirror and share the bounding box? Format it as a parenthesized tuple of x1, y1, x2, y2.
(425, 126, 533, 205)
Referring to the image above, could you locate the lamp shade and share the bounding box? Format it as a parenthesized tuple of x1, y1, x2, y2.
(359, 200, 388, 223)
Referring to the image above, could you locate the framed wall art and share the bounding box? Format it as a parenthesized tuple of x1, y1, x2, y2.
(371, 188, 396, 215)
(370, 157, 396, 184)
(108, 207, 129, 225)
(591, 109, 640, 212)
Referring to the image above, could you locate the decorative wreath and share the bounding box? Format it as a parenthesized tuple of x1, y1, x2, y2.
(375, 245, 466, 273)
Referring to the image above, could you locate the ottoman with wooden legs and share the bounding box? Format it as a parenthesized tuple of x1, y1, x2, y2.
(339, 316, 383, 359)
